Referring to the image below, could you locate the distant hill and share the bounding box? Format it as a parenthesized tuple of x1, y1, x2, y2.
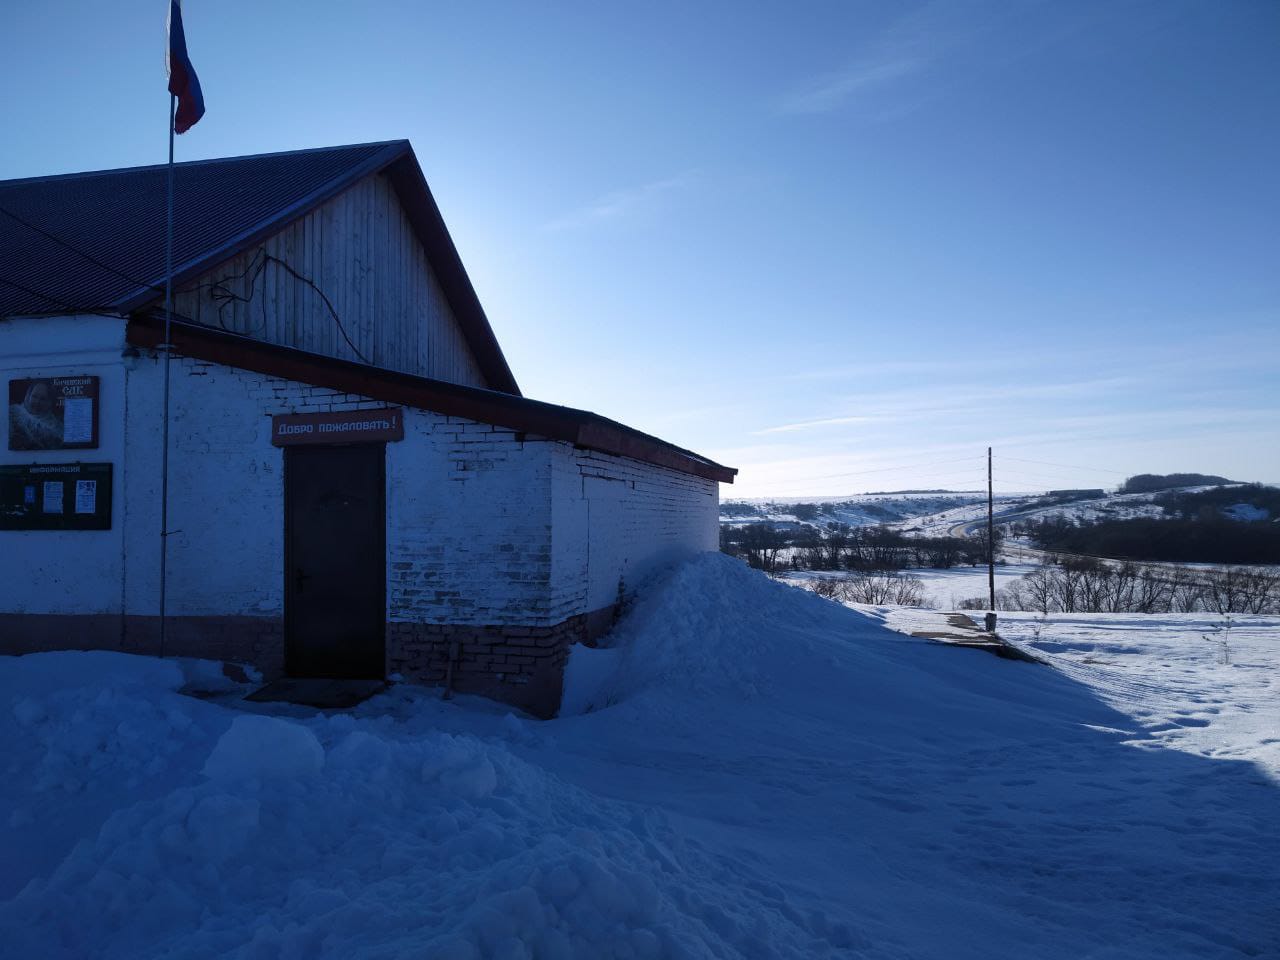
(1119, 473, 1233, 494)
(719, 492, 993, 529)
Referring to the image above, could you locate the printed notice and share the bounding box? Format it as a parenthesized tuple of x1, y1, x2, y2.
(61, 397, 94, 444)
(42, 481, 64, 514)
(75, 479, 97, 514)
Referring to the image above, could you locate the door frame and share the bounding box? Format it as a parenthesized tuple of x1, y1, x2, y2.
(282, 443, 387, 678)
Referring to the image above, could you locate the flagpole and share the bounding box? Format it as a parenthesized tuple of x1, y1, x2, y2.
(159, 92, 176, 659)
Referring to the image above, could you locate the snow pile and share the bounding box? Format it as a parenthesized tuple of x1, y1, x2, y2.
(3, 556, 1279, 958)
(1, 646, 842, 958)
(564, 553, 840, 712)
(1, 652, 232, 897)
(203, 714, 325, 781)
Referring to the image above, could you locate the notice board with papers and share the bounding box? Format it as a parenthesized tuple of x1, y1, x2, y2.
(0, 462, 113, 530)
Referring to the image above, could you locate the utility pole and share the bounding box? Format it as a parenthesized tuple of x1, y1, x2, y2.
(987, 446, 996, 611)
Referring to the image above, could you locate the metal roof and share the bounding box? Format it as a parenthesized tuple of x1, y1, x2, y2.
(0, 140, 519, 395)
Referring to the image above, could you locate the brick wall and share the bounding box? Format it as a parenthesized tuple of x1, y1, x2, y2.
(4, 335, 723, 717)
(122, 351, 577, 708)
(386, 417, 559, 626)
(549, 444, 720, 627)
(387, 615, 584, 718)
(122, 352, 396, 623)
(0, 315, 129, 618)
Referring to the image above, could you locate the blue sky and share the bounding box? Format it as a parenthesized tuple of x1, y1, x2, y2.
(2, 1, 1277, 496)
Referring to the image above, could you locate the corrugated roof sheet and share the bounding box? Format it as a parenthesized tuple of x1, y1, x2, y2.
(0, 140, 519, 394)
(0, 141, 393, 316)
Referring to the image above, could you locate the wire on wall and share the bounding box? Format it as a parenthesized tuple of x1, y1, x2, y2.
(189, 248, 370, 365)
(0, 204, 372, 366)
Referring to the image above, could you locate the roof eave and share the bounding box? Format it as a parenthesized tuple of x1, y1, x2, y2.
(125, 313, 735, 484)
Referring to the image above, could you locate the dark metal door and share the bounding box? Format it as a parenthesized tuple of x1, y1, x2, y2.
(284, 444, 386, 678)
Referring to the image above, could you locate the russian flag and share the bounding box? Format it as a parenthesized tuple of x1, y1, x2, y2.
(166, 0, 205, 134)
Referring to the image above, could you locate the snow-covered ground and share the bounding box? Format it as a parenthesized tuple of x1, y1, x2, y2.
(905, 561, 1038, 609)
(1000, 610, 1280, 771)
(782, 563, 1038, 610)
(876, 603, 1280, 792)
(897, 489, 1172, 538)
(3, 556, 1278, 958)
(721, 492, 995, 530)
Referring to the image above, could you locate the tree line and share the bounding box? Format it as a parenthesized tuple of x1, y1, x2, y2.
(721, 522, 1000, 574)
(1019, 514, 1280, 565)
(1119, 473, 1232, 494)
(970, 557, 1280, 615)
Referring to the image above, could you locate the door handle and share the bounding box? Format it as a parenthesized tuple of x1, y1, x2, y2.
(295, 569, 312, 591)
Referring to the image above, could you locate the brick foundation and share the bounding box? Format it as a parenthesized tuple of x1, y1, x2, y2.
(0, 614, 285, 678)
(1, 611, 601, 719)
(388, 615, 587, 718)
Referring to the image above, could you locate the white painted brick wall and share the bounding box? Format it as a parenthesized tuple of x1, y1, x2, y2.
(0, 315, 128, 615)
(387, 415, 561, 626)
(549, 443, 720, 618)
(3, 322, 723, 633)
(123, 354, 564, 625)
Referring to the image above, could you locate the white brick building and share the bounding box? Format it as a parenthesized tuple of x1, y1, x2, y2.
(0, 141, 734, 716)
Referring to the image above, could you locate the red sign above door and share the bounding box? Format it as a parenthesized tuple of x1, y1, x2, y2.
(271, 407, 404, 446)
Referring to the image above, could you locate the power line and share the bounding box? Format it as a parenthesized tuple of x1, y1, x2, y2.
(814, 456, 984, 482)
(0, 205, 371, 365)
(0, 204, 163, 296)
(996, 466, 1112, 485)
(0, 274, 83, 313)
(1001, 455, 1129, 476)
(0, 270, 205, 327)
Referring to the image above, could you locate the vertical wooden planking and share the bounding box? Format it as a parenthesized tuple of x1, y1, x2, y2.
(170, 173, 490, 387)
(365, 177, 376, 366)
(345, 186, 356, 362)
(375, 175, 385, 367)
(321, 192, 336, 360)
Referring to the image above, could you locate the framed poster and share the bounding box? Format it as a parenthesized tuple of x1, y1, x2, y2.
(0, 462, 113, 530)
(7, 375, 100, 451)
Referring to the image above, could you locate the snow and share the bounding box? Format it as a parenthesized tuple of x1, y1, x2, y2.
(906, 561, 1038, 607)
(1225, 502, 1270, 522)
(203, 714, 325, 781)
(994, 610, 1280, 773)
(721, 492, 996, 531)
(786, 563, 1040, 610)
(3, 557, 1279, 958)
(888, 485, 1216, 538)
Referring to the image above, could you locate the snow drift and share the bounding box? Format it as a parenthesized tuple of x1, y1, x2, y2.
(2, 554, 1277, 959)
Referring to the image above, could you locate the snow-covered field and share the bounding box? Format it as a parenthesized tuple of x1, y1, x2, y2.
(784, 562, 1037, 609)
(899, 562, 1037, 609)
(3, 556, 1278, 959)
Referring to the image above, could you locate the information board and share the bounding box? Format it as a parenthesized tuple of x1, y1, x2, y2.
(7, 375, 100, 450)
(0, 462, 113, 530)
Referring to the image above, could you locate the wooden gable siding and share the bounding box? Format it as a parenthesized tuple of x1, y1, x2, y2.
(171, 172, 487, 387)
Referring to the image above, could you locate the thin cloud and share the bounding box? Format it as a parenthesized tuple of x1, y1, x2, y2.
(774, 1, 1000, 117)
(755, 415, 880, 435)
(777, 56, 923, 115)
(543, 172, 696, 232)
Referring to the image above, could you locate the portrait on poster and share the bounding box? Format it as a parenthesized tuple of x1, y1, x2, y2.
(7, 376, 100, 450)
